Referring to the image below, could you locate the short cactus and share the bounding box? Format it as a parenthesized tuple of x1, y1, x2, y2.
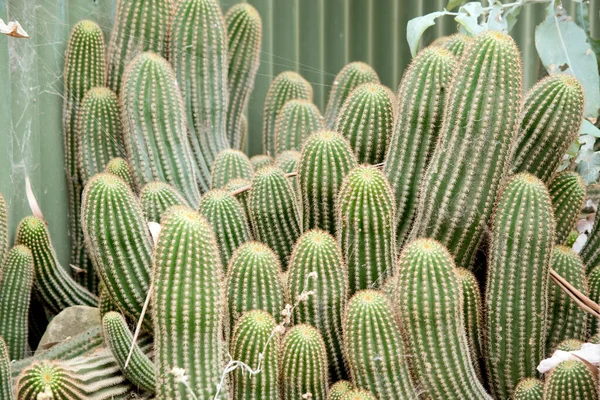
(340, 389, 378, 400)
(0, 338, 13, 399)
(442, 33, 473, 58)
(513, 378, 543, 400)
(275, 150, 301, 201)
(140, 181, 189, 223)
(579, 218, 600, 274)
(275, 99, 324, 154)
(554, 339, 584, 352)
(104, 157, 135, 190)
(327, 381, 353, 400)
(0, 193, 7, 266)
(343, 290, 417, 399)
(335, 82, 393, 164)
(485, 173, 555, 399)
(226, 178, 253, 231)
(549, 171, 586, 244)
(211, 149, 254, 189)
(589, 265, 600, 335)
(543, 359, 599, 400)
(250, 154, 274, 171)
(456, 267, 484, 380)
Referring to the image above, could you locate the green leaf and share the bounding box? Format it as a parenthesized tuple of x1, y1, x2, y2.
(573, 2, 600, 68)
(407, 11, 450, 57)
(455, 3, 486, 35)
(447, 0, 466, 11)
(504, 6, 522, 33)
(576, 149, 600, 184)
(580, 119, 600, 138)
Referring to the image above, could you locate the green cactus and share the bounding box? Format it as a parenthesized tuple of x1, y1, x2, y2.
(211, 149, 254, 189)
(324, 62, 380, 128)
(410, 32, 522, 270)
(230, 310, 279, 399)
(513, 378, 543, 400)
(396, 239, 491, 399)
(15, 216, 97, 314)
(343, 290, 417, 399)
(589, 332, 600, 343)
(171, 0, 230, 193)
(121, 51, 200, 206)
(543, 360, 599, 400)
(263, 71, 313, 155)
(512, 75, 585, 183)
(198, 189, 251, 269)
(383, 47, 457, 247)
(275, 150, 301, 201)
(456, 267, 484, 380)
(549, 172, 586, 245)
(337, 165, 396, 293)
(327, 381, 353, 400)
(107, 0, 171, 94)
(0, 245, 33, 360)
(250, 155, 274, 171)
(249, 166, 301, 270)
(225, 3, 262, 150)
(340, 389, 378, 400)
(288, 230, 348, 381)
(81, 173, 152, 329)
(0, 194, 7, 266)
(335, 83, 393, 164)
(98, 282, 119, 320)
(152, 205, 224, 399)
(0, 338, 14, 399)
(226, 178, 253, 231)
(589, 265, 600, 335)
(140, 181, 189, 224)
(554, 339, 584, 352)
(298, 131, 358, 235)
(442, 33, 473, 58)
(579, 218, 600, 274)
(275, 99, 324, 154)
(104, 157, 135, 190)
(547, 246, 589, 353)
(485, 173, 555, 399)
(226, 242, 284, 334)
(102, 311, 155, 393)
(281, 324, 329, 400)
(77, 87, 125, 185)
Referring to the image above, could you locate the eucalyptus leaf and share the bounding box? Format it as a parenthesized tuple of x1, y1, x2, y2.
(576, 149, 600, 184)
(455, 3, 486, 35)
(580, 119, 600, 138)
(573, 2, 600, 68)
(487, 5, 508, 32)
(504, 6, 521, 33)
(407, 11, 449, 57)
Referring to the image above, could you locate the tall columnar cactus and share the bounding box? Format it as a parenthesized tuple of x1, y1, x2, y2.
(456, 267, 484, 380)
(152, 206, 224, 399)
(230, 310, 279, 399)
(395, 239, 491, 399)
(442, 33, 473, 58)
(328, 381, 353, 400)
(104, 157, 135, 190)
(383, 47, 456, 247)
(140, 181, 189, 223)
(121, 52, 200, 206)
(198, 189, 251, 269)
(543, 360, 599, 400)
(343, 290, 417, 399)
(410, 32, 522, 270)
(513, 378, 544, 400)
(63, 20, 106, 286)
(225, 3, 262, 150)
(77, 87, 125, 184)
(0, 245, 33, 360)
(337, 165, 396, 292)
(335, 83, 393, 164)
(549, 171, 586, 244)
(0, 338, 14, 400)
(106, 0, 171, 94)
(298, 131, 358, 235)
(288, 230, 349, 380)
(546, 246, 589, 353)
(211, 149, 254, 189)
(15, 216, 97, 314)
(579, 217, 600, 274)
(589, 265, 600, 335)
(226, 178, 253, 231)
(171, 0, 230, 192)
(512, 75, 585, 183)
(226, 242, 284, 334)
(324, 62, 380, 128)
(340, 389, 378, 400)
(0, 193, 7, 266)
(263, 71, 313, 155)
(281, 324, 329, 400)
(275, 99, 324, 154)
(485, 173, 555, 399)
(81, 173, 153, 329)
(250, 154, 273, 171)
(249, 166, 301, 269)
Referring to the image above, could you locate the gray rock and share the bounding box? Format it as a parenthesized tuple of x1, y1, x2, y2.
(35, 306, 101, 355)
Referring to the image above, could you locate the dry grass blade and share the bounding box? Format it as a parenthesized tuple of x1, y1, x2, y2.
(549, 267, 600, 318)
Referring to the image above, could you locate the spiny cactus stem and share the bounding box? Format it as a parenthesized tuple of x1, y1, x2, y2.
(125, 281, 153, 369)
(550, 268, 600, 318)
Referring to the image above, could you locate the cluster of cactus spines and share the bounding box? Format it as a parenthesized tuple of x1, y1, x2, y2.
(121, 52, 201, 206)
(98, 282, 119, 320)
(0, 194, 7, 265)
(226, 178, 253, 228)
(340, 389, 378, 400)
(589, 332, 600, 344)
(512, 75, 585, 183)
(230, 310, 279, 399)
(546, 246, 589, 353)
(152, 205, 224, 399)
(211, 149, 254, 189)
(395, 239, 491, 399)
(15, 216, 97, 314)
(198, 189, 251, 268)
(77, 87, 125, 185)
(456, 267, 484, 380)
(410, 31, 523, 270)
(250, 154, 273, 171)
(275, 150, 301, 202)
(226, 242, 284, 334)
(327, 381, 353, 400)
(249, 166, 301, 269)
(225, 3, 262, 150)
(298, 131, 358, 235)
(343, 290, 417, 399)
(484, 173, 555, 399)
(337, 165, 396, 292)
(589, 265, 600, 335)
(262, 71, 313, 155)
(0, 245, 33, 360)
(81, 173, 152, 329)
(579, 219, 600, 274)
(140, 181, 189, 223)
(442, 33, 473, 58)
(383, 46, 456, 247)
(288, 230, 348, 380)
(281, 324, 329, 400)
(324, 62, 380, 128)
(102, 311, 156, 393)
(549, 171, 586, 244)
(104, 157, 135, 189)
(335, 82, 393, 164)
(275, 99, 324, 154)
(543, 360, 600, 400)
(170, 0, 230, 193)
(554, 338, 584, 352)
(513, 378, 544, 400)
(106, 0, 171, 94)
(0, 338, 14, 400)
